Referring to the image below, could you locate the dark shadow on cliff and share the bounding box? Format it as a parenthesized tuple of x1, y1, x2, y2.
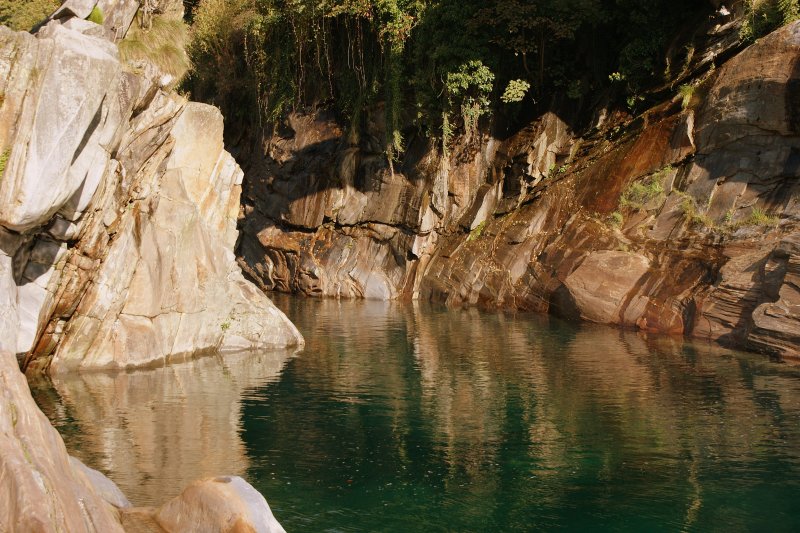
(226, 108, 442, 295)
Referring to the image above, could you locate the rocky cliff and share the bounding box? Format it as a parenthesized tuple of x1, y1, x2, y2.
(0, 1, 299, 530)
(238, 19, 800, 362)
(0, 11, 302, 374)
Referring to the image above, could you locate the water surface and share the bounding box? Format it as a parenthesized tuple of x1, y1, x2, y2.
(33, 297, 800, 531)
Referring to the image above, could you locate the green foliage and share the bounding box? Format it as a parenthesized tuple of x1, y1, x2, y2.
(0, 0, 58, 31)
(620, 167, 670, 210)
(468, 220, 486, 241)
(610, 211, 624, 227)
(0, 148, 10, 176)
(86, 6, 104, 25)
(120, 15, 190, 81)
(501, 79, 531, 103)
(678, 84, 695, 109)
(184, 0, 710, 149)
(444, 60, 494, 140)
(741, 0, 800, 42)
(220, 321, 231, 331)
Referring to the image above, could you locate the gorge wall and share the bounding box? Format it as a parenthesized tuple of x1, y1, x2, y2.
(237, 19, 800, 362)
(0, 3, 302, 375)
(0, 1, 297, 530)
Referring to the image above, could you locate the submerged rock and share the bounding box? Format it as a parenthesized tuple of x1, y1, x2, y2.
(154, 476, 286, 533)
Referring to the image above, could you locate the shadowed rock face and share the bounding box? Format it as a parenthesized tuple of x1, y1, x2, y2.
(238, 21, 800, 361)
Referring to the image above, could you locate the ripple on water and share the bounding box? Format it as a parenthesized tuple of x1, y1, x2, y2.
(30, 295, 800, 532)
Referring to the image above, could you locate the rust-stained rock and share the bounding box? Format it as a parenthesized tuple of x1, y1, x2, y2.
(555, 251, 651, 325)
(238, 21, 800, 361)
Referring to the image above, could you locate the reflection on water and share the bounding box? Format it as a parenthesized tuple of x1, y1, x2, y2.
(31, 349, 295, 505)
(34, 297, 800, 531)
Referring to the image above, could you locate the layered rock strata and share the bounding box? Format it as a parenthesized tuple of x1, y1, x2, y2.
(0, 2, 298, 530)
(239, 21, 800, 361)
(0, 17, 302, 374)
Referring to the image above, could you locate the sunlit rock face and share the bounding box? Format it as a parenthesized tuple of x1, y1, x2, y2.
(237, 21, 800, 361)
(0, 349, 124, 533)
(154, 476, 287, 533)
(0, 2, 296, 531)
(0, 13, 302, 373)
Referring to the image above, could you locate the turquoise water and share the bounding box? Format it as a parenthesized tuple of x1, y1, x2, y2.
(35, 297, 800, 531)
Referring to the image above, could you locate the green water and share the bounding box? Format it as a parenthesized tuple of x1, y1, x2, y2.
(34, 297, 800, 532)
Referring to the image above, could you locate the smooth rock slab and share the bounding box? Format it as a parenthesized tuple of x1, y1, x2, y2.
(155, 476, 286, 533)
(560, 251, 651, 325)
(0, 350, 123, 532)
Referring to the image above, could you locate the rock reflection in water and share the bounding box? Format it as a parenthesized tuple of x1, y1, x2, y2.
(32, 297, 800, 531)
(246, 296, 800, 532)
(31, 349, 295, 506)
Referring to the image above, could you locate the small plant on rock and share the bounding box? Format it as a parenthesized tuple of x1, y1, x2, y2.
(678, 192, 714, 228)
(678, 84, 696, 109)
(746, 206, 780, 227)
(0, 148, 9, 175)
(86, 6, 103, 24)
(620, 168, 670, 210)
(468, 220, 486, 242)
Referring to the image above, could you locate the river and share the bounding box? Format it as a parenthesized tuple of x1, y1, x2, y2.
(32, 296, 800, 531)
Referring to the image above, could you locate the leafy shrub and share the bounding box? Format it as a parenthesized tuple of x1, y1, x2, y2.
(501, 79, 531, 103)
(444, 60, 495, 144)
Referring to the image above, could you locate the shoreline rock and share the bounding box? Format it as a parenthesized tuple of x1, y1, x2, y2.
(236, 21, 800, 362)
(0, 1, 296, 530)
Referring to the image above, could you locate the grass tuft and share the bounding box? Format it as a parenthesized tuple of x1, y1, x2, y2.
(118, 16, 190, 81)
(620, 166, 671, 211)
(677, 192, 714, 228)
(734, 206, 780, 228)
(0, 0, 58, 31)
